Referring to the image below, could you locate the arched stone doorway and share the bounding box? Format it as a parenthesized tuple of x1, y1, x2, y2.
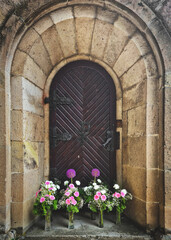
(7, 1, 166, 233)
(49, 60, 116, 186)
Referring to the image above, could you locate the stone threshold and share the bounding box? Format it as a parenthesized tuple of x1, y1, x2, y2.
(25, 211, 152, 240)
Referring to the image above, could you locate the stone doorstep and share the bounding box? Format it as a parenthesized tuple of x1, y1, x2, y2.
(25, 212, 152, 240)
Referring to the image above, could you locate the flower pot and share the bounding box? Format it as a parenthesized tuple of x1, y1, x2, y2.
(91, 212, 96, 220)
(116, 211, 121, 225)
(45, 209, 51, 231)
(99, 210, 104, 228)
(68, 212, 74, 229)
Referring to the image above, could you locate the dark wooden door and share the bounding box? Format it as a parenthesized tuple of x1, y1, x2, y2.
(49, 61, 116, 186)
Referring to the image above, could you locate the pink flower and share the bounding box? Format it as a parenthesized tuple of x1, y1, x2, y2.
(92, 169, 100, 177)
(72, 199, 77, 205)
(74, 191, 79, 197)
(66, 199, 70, 205)
(66, 169, 76, 179)
(115, 192, 121, 198)
(69, 184, 75, 189)
(121, 191, 125, 198)
(94, 195, 99, 201)
(112, 193, 115, 197)
(65, 191, 70, 196)
(50, 195, 55, 200)
(35, 189, 41, 198)
(45, 181, 50, 185)
(69, 196, 74, 200)
(45, 194, 49, 197)
(101, 195, 106, 201)
(40, 197, 45, 203)
(96, 191, 101, 196)
(49, 187, 54, 190)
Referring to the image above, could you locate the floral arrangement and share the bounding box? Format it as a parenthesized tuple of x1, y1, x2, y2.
(33, 180, 60, 216)
(59, 169, 83, 213)
(112, 183, 132, 220)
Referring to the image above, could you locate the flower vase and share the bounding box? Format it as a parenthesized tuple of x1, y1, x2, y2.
(91, 212, 96, 220)
(99, 210, 104, 228)
(45, 209, 51, 231)
(116, 211, 121, 225)
(68, 212, 74, 229)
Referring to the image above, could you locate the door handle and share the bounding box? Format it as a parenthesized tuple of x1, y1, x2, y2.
(103, 130, 114, 151)
(103, 137, 112, 147)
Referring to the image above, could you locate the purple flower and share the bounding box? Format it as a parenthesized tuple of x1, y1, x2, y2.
(91, 169, 100, 177)
(66, 169, 76, 179)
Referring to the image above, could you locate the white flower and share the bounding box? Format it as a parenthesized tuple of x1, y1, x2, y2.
(101, 190, 106, 194)
(94, 185, 99, 190)
(97, 179, 102, 183)
(121, 189, 127, 195)
(56, 185, 60, 190)
(64, 180, 69, 186)
(84, 186, 88, 191)
(113, 184, 120, 189)
(75, 180, 81, 186)
(93, 182, 97, 186)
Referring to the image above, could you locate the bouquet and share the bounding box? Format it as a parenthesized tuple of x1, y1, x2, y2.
(112, 183, 132, 223)
(33, 180, 60, 216)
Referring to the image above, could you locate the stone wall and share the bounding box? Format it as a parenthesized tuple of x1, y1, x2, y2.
(0, 0, 170, 234)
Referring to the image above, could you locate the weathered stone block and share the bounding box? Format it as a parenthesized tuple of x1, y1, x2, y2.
(23, 141, 39, 171)
(11, 110, 23, 141)
(23, 112, 44, 142)
(164, 145, 171, 171)
(114, 40, 142, 77)
(132, 32, 151, 56)
(104, 24, 129, 67)
(18, 28, 39, 53)
(97, 7, 117, 23)
(146, 202, 159, 229)
(146, 135, 159, 168)
(126, 196, 146, 227)
(41, 25, 64, 66)
(50, 7, 73, 24)
(29, 37, 53, 76)
(122, 137, 129, 165)
(120, 58, 147, 90)
(33, 15, 53, 35)
(128, 136, 146, 168)
(11, 202, 23, 228)
(23, 198, 35, 229)
(75, 18, 94, 54)
(144, 53, 158, 78)
(114, 15, 136, 36)
(128, 105, 146, 137)
(0, 146, 6, 182)
(11, 50, 27, 76)
(11, 141, 23, 173)
(11, 77, 23, 110)
(38, 142, 44, 183)
(116, 99, 122, 119)
(24, 170, 39, 201)
(0, 182, 5, 205)
(55, 19, 77, 58)
(74, 5, 96, 18)
(147, 169, 159, 202)
(123, 81, 146, 111)
(91, 20, 112, 59)
(165, 87, 171, 145)
(23, 55, 46, 89)
(23, 78, 43, 116)
(165, 170, 171, 206)
(146, 104, 159, 135)
(11, 173, 23, 202)
(147, 76, 159, 105)
(123, 166, 146, 201)
(165, 206, 171, 232)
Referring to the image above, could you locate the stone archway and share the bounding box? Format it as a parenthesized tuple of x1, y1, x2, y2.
(9, 1, 164, 232)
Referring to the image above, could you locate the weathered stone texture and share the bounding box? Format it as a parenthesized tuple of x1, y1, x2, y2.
(146, 136, 159, 169)
(97, 7, 117, 23)
(23, 112, 44, 142)
(18, 28, 39, 53)
(11, 141, 23, 173)
(41, 25, 64, 66)
(11, 202, 23, 228)
(11, 110, 23, 141)
(114, 40, 142, 77)
(33, 15, 53, 35)
(91, 20, 112, 59)
(24, 170, 39, 201)
(74, 5, 96, 18)
(11, 173, 23, 202)
(50, 7, 73, 24)
(165, 171, 171, 206)
(75, 18, 94, 55)
(128, 105, 146, 137)
(146, 202, 159, 229)
(147, 169, 159, 202)
(23, 141, 39, 171)
(55, 19, 77, 58)
(120, 58, 147, 90)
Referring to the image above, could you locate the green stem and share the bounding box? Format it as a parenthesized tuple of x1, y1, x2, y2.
(94, 176, 96, 183)
(71, 178, 73, 184)
(99, 209, 104, 228)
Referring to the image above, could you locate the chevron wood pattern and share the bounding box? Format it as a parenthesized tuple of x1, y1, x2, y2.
(50, 61, 116, 186)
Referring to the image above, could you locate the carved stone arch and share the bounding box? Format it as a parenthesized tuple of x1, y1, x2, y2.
(6, 0, 168, 233)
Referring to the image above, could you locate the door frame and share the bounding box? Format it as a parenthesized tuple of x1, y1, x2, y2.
(44, 56, 123, 185)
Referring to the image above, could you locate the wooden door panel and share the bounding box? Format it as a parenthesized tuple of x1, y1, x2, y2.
(50, 61, 116, 186)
